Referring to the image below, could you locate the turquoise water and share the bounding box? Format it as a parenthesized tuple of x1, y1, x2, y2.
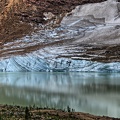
(0, 72, 120, 118)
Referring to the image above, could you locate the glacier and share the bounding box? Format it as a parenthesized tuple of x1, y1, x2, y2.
(0, 55, 120, 72)
(0, 0, 120, 72)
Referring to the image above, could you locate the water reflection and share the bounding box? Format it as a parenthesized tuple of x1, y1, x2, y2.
(0, 72, 120, 118)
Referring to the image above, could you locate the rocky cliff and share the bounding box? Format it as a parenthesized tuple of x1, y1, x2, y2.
(0, 0, 120, 72)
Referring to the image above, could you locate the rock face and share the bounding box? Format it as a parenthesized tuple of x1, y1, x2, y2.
(0, 0, 120, 72)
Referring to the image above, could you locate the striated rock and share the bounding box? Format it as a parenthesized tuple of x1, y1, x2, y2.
(0, 0, 120, 72)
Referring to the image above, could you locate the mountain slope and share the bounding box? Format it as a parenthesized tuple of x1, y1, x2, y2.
(1, 0, 120, 72)
(0, 0, 106, 44)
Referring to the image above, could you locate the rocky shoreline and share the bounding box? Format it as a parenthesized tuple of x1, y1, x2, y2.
(0, 104, 119, 120)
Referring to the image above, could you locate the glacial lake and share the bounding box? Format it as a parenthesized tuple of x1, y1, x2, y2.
(0, 72, 120, 118)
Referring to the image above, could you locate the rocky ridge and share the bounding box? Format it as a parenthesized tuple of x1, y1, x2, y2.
(0, 0, 120, 72)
